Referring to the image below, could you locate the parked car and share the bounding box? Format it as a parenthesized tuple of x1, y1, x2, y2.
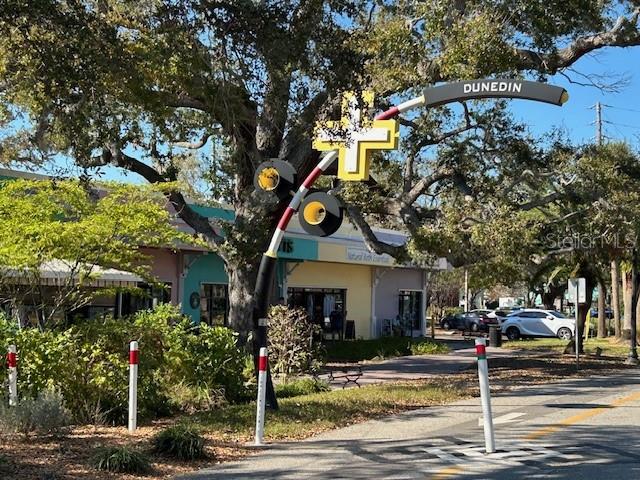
(590, 307, 614, 319)
(469, 309, 511, 325)
(501, 309, 575, 340)
(440, 311, 499, 332)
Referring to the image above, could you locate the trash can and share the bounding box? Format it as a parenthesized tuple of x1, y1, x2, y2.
(489, 324, 501, 347)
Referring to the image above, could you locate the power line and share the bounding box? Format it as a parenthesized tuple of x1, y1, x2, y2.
(601, 104, 640, 114)
(604, 120, 640, 130)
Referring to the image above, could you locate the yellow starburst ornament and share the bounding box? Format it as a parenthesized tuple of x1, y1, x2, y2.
(313, 92, 399, 181)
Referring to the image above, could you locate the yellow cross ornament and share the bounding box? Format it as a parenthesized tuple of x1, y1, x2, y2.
(313, 92, 399, 181)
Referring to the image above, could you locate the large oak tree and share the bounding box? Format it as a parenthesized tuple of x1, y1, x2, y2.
(1, 1, 639, 339)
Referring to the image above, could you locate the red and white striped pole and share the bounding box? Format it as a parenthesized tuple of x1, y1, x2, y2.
(7, 345, 17, 406)
(475, 337, 495, 453)
(128, 341, 139, 433)
(254, 347, 268, 445)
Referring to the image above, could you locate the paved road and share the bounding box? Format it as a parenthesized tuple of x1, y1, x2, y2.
(179, 369, 640, 480)
(351, 346, 515, 387)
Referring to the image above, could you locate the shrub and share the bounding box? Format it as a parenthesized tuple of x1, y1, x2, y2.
(0, 304, 248, 423)
(0, 390, 71, 436)
(153, 424, 206, 460)
(409, 340, 449, 355)
(163, 319, 247, 402)
(275, 378, 331, 398)
(166, 381, 227, 414)
(91, 446, 151, 474)
(267, 306, 323, 376)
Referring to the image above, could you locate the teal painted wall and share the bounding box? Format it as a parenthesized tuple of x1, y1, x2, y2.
(188, 204, 235, 222)
(182, 252, 227, 323)
(179, 236, 317, 323)
(277, 236, 317, 261)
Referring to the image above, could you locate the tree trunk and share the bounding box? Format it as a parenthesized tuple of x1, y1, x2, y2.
(636, 287, 640, 342)
(623, 268, 633, 339)
(612, 258, 621, 338)
(597, 280, 606, 338)
(227, 262, 259, 344)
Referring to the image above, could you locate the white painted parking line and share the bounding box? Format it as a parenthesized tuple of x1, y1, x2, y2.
(478, 412, 526, 426)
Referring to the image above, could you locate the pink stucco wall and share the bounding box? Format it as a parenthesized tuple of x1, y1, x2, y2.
(139, 247, 180, 304)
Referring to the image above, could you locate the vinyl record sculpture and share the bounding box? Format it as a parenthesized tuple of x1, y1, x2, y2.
(253, 160, 297, 201)
(298, 191, 343, 237)
(253, 161, 344, 237)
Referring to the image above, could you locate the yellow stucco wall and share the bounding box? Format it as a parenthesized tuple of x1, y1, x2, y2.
(287, 259, 373, 339)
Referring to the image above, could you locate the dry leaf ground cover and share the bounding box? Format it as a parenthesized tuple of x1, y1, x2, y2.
(0, 352, 631, 479)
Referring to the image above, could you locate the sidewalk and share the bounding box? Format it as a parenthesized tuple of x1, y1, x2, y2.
(321, 344, 516, 388)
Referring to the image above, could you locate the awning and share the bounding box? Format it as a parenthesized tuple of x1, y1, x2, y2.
(4, 260, 143, 288)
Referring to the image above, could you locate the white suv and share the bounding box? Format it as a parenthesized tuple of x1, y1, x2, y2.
(501, 309, 575, 341)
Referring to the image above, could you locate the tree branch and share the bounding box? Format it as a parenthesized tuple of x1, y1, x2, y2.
(514, 8, 640, 73)
(172, 132, 212, 149)
(100, 146, 224, 244)
(344, 204, 408, 259)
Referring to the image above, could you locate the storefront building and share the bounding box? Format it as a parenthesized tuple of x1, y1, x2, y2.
(0, 168, 444, 336)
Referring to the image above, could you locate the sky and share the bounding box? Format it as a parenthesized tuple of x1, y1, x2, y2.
(29, 44, 640, 184)
(509, 47, 640, 147)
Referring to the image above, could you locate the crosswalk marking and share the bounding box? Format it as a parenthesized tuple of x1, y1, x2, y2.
(478, 411, 526, 426)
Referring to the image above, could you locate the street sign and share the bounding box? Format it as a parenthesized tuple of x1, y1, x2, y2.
(423, 79, 569, 108)
(568, 278, 587, 304)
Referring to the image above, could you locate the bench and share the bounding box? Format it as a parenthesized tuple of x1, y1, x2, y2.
(325, 365, 363, 388)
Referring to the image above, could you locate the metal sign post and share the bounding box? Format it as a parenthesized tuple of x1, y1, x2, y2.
(568, 278, 586, 369)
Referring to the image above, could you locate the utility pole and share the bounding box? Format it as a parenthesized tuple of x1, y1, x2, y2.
(464, 268, 469, 312)
(595, 102, 603, 145)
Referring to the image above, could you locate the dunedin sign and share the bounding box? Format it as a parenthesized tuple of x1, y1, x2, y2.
(423, 79, 569, 108)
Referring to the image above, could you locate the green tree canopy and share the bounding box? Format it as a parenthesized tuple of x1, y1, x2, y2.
(0, 178, 193, 325)
(1, 1, 639, 337)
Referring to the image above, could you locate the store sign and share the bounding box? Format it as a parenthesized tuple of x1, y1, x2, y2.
(346, 247, 392, 265)
(567, 277, 587, 304)
(278, 237, 318, 261)
(423, 79, 568, 108)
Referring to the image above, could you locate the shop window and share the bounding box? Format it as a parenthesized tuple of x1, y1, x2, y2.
(201, 283, 228, 326)
(398, 290, 422, 331)
(287, 287, 346, 327)
(119, 282, 172, 317)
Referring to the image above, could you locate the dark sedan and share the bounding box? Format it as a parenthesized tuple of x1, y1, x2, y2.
(440, 311, 499, 332)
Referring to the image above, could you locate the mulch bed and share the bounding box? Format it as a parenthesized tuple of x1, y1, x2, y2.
(0, 353, 631, 479)
(0, 423, 253, 480)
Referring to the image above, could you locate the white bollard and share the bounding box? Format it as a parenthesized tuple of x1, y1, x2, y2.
(254, 347, 268, 445)
(128, 341, 139, 433)
(475, 337, 495, 454)
(7, 345, 17, 406)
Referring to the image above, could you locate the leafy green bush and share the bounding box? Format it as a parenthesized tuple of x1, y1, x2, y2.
(267, 306, 323, 376)
(0, 390, 71, 436)
(153, 424, 206, 460)
(163, 319, 247, 402)
(326, 337, 449, 362)
(409, 340, 449, 355)
(275, 378, 331, 398)
(91, 446, 151, 474)
(0, 304, 247, 424)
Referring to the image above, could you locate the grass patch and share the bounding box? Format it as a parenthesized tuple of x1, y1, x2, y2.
(195, 379, 466, 441)
(503, 337, 630, 357)
(325, 337, 449, 362)
(91, 445, 151, 474)
(275, 378, 331, 398)
(153, 424, 206, 460)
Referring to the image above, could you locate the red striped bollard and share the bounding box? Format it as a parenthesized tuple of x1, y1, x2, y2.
(7, 345, 17, 406)
(128, 341, 139, 432)
(254, 347, 268, 445)
(475, 337, 495, 453)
